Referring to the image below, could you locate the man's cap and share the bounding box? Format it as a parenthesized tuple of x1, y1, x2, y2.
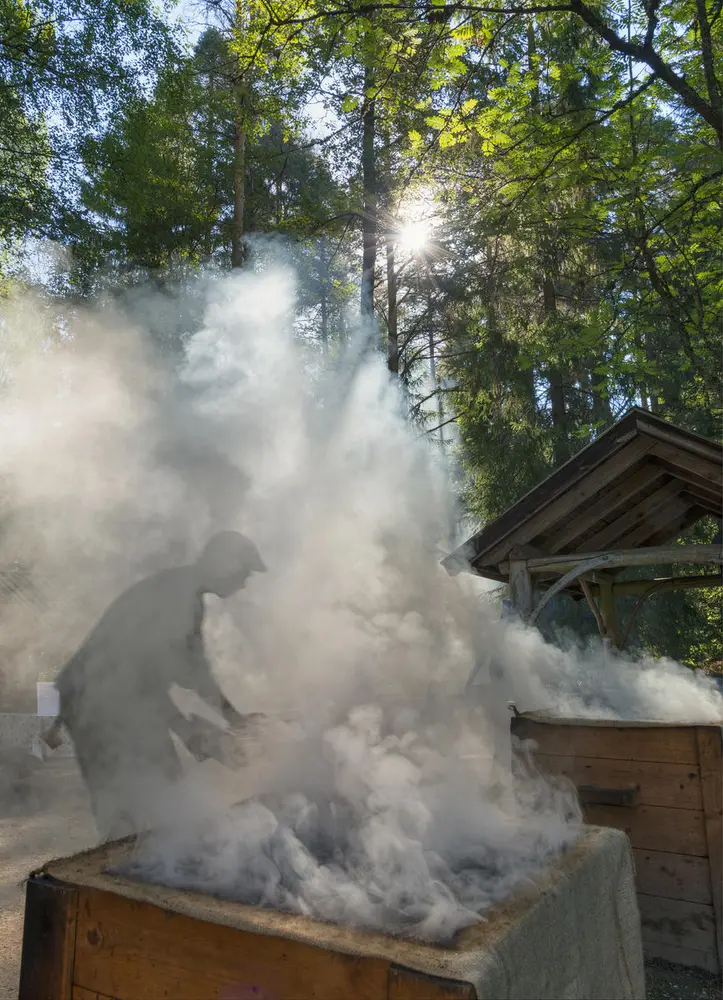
(197, 531, 266, 578)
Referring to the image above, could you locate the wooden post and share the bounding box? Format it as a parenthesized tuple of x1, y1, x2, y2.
(19, 876, 78, 1000)
(696, 727, 723, 977)
(598, 577, 620, 649)
(509, 560, 533, 620)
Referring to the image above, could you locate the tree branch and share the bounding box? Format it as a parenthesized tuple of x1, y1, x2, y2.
(569, 0, 722, 140)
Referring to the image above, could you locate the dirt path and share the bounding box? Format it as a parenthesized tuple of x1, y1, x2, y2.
(0, 755, 96, 999)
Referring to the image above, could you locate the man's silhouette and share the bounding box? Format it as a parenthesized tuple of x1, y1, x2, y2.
(48, 531, 266, 839)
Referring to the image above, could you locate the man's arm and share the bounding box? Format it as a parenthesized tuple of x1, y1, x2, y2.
(184, 597, 248, 727)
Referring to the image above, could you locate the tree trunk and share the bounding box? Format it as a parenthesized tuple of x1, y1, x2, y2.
(386, 235, 398, 373)
(360, 65, 377, 320)
(543, 275, 568, 464)
(231, 102, 246, 269)
(320, 238, 329, 353)
(695, 0, 722, 130)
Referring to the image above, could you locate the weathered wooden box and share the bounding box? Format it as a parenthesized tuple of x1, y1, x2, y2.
(512, 714, 723, 976)
(19, 826, 645, 1000)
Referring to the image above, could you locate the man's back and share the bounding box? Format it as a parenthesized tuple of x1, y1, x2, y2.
(56, 565, 201, 719)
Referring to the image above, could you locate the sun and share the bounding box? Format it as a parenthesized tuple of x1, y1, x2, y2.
(397, 218, 433, 253)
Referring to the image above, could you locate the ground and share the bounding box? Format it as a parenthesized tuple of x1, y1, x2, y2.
(0, 751, 720, 999)
(0, 754, 95, 999)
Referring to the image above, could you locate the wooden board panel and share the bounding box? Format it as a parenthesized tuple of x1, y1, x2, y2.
(583, 803, 708, 856)
(638, 894, 717, 955)
(696, 727, 722, 973)
(18, 876, 78, 1000)
(544, 465, 664, 553)
(651, 442, 723, 488)
(534, 753, 704, 810)
(388, 965, 476, 999)
(483, 436, 657, 564)
(641, 939, 720, 976)
(581, 479, 685, 552)
(633, 850, 712, 904)
(74, 887, 389, 1000)
(72, 989, 113, 1000)
(512, 719, 699, 764)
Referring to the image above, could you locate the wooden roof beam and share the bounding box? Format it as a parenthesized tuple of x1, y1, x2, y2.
(542, 465, 665, 554)
(644, 507, 708, 549)
(500, 543, 722, 576)
(636, 416, 723, 465)
(526, 544, 723, 625)
(482, 437, 656, 567)
(651, 442, 722, 488)
(680, 491, 721, 516)
(611, 495, 692, 550)
(579, 479, 685, 552)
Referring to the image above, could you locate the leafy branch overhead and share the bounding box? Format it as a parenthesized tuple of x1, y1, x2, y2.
(1, 0, 720, 660)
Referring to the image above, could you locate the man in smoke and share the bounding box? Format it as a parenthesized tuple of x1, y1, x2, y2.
(43, 531, 266, 840)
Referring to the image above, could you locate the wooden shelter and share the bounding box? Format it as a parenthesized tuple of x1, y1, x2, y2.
(443, 408, 722, 647)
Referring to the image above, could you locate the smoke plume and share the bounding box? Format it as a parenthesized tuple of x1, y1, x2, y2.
(0, 262, 720, 940)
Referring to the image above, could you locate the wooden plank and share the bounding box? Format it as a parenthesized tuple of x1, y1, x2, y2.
(654, 460, 723, 504)
(483, 437, 656, 565)
(580, 479, 685, 553)
(18, 876, 78, 1000)
(644, 507, 707, 549)
(636, 417, 723, 465)
(533, 754, 704, 810)
(633, 850, 713, 904)
(511, 718, 699, 764)
(651, 442, 723, 487)
(638, 894, 717, 955)
(679, 479, 723, 505)
(641, 939, 720, 975)
(583, 803, 708, 856)
(442, 416, 644, 571)
(514, 543, 722, 575)
(613, 495, 692, 550)
(680, 490, 722, 515)
(543, 464, 665, 553)
(696, 727, 723, 973)
(72, 989, 105, 1000)
(388, 965, 476, 999)
(74, 887, 389, 1000)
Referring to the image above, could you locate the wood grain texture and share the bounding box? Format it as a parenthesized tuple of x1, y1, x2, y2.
(638, 894, 717, 955)
(583, 803, 708, 856)
(511, 719, 698, 764)
(533, 753, 704, 810)
(641, 939, 720, 975)
(74, 886, 389, 1000)
(18, 876, 78, 1000)
(387, 965, 476, 999)
(696, 727, 723, 974)
(633, 850, 712, 904)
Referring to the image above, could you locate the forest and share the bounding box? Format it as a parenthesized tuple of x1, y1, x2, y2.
(1, 0, 721, 664)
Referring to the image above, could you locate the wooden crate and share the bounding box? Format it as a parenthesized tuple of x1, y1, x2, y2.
(17, 870, 476, 1000)
(18, 828, 645, 1000)
(512, 714, 723, 976)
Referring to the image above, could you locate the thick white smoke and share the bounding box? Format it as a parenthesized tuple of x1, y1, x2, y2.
(1, 264, 720, 940)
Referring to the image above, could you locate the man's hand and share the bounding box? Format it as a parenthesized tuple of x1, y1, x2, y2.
(220, 699, 265, 733)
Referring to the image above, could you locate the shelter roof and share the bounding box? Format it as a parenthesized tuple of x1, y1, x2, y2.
(443, 408, 722, 585)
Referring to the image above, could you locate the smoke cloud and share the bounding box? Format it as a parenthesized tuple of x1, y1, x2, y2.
(1, 262, 720, 940)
